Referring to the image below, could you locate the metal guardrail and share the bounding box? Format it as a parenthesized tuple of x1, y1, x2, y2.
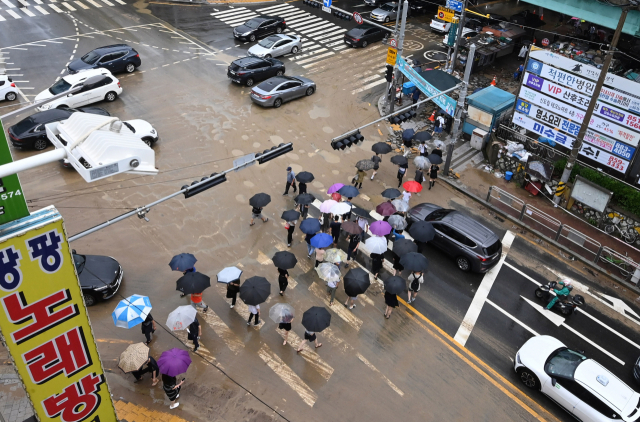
(521, 204, 561, 240)
(486, 186, 525, 221)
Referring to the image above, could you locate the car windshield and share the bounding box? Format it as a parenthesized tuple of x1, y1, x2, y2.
(123, 122, 135, 133)
(244, 19, 261, 29)
(484, 239, 501, 256)
(380, 4, 395, 11)
(48, 79, 72, 95)
(81, 51, 101, 65)
(259, 37, 279, 48)
(73, 254, 86, 274)
(433, 17, 446, 23)
(544, 348, 587, 380)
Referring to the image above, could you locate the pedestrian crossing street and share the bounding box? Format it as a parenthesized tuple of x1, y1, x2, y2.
(0, 0, 125, 21)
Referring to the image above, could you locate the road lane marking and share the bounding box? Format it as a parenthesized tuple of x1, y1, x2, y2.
(309, 281, 363, 331)
(210, 8, 250, 18)
(48, 3, 63, 12)
(5, 9, 20, 18)
(257, 3, 292, 12)
(356, 353, 404, 396)
(351, 78, 386, 94)
(561, 323, 625, 365)
(486, 299, 539, 336)
(454, 230, 516, 347)
(0, 14, 5, 21)
(17, 0, 29, 6)
(276, 329, 334, 380)
(21, 7, 35, 16)
(173, 329, 218, 364)
(299, 52, 335, 66)
(576, 307, 640, 349)
(198, 308, 244, 354)
(1, 0, 15, 7)
(62, 2, 76, 10)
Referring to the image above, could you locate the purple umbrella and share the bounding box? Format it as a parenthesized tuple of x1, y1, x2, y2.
(370, 220, 392, 236)
(158, 348, 192, 376)
(376, 202, 397, 216)
(327, 183, 344, 194)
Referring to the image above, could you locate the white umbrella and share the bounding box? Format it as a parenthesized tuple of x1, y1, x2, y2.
(330, 202, 352, 215)
(365, 236, 387, 254)
(217, 266, 242, 284)
(388, 214, 408, 230)
(391, 199, 410, 212)
(414, 156, 431, 170)
(316, 262, 341, 282)
(166, 305, 197, 331)
(320, 200, 338, 213)
(269, 303, 295, 323)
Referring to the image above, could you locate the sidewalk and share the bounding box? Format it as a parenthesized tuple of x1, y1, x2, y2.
(0, 343, 33, 422)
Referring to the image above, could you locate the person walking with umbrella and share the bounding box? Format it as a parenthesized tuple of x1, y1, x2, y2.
(345, 233, 360, 268)
(162, 374, 185, 409)
(250, 206, 268, 226)
(273, 251, 296, 296)
(249, 193, 271, 226)
(330, 216, 342, 245)
(297, 306, 331, 352)
(158, 348, 191, 410)
(415, 167, 424, 185)
(305, 233, 315, 258)
(371, 153, 382, 180)
(326, 266, 341, 306)
(170, 253, 197, 298)
(247, 303, 261, 326)
(187, 316, 202, 352)
(286, 219, 296, 247)
(227, 278, 240, 308)
(296, 171, 313, 195)
(277, 268, 289, 296)
(270, 303, 295, 346)
(218, 266, 242, 308)
(371, 252, 383, 280)
(429, 164, 439, 190)
(241, 276, 270, 326)
(383, 276, 404, 319)
(354, 168, 366, 189)
(119, 343, 159, 386)
(343, 268, 370, 310)
(407, 271, 424, 303)
(397, 164, 407, 188)
(141, 314, 156, 345)
(132, 355, 159, 385)
(283, 167, 297, 195)
(177, 271, 211, 313)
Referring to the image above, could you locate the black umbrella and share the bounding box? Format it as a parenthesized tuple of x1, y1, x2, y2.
(281, 210, 301, 221)
(408, 221, 435, 242)
(390, 155, 408, 166)
(301, 306, 331, 332)
(272, 251, 297, 270)
(338, 185, 359, 198)
(392, 239, 418, 256)
(427, 154, 443, 165)
(402, 128, 415, 142)
(294, 193, 315, 205)
(343, 268, 371, 297)
(169, 253, 197, 272)
(372, 142, 392, 154)
(300, 218, 321, 234)
(250, 193, 271, 208)
(296, 171, 314, 183)
(384, 276, 406, 295)
(414, 132, 432, 143)
(351, 207, 370, 218)
(381, 188, 402, 199)
(175, 271, 211, 295)
(399, 252, 429, 272)
(240, 276, 271, 306)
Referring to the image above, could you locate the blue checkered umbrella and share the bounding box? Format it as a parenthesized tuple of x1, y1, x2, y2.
(112, 295, 152, 329)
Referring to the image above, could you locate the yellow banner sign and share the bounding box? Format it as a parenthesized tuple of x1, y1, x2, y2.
(0, 207, 117, 422)
(437, 6, 456, 22)
(386, 47, 397, 66)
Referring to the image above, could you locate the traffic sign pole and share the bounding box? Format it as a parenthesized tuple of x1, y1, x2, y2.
(447, 0, 467, 74)
(388, 0, 409, 114)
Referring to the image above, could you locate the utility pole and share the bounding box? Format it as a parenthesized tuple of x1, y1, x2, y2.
(448, 0, 467, 74)
(555, 6, 629, 204)
(389, 0, 409, 114)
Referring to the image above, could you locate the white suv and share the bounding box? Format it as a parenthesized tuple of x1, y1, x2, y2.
(0, 75, 19, 102)
(35, 69, 122, 111)
(515, 336, 640, 422)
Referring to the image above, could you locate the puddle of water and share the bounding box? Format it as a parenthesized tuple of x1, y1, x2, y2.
(270, 135, 285, 146)
(322, 126, 333, 134)
(242, 135, 249, 141)
(309, 105, 330, 119)
(288, 153, 299, 161)
(236, 194, 246, 203)
(312, 181, 324, 189)
(318, 150, 340, 164)
(232, 149, 245, 157)
(332, 170, 340, 175)
(244, 181, 255, 188)
(253, 142, 261, 148)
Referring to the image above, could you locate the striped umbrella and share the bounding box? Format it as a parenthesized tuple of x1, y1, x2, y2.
(112, 295, 152, 329)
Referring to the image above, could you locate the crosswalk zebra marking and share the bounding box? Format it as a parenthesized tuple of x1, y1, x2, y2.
(5, 9, 20, 18)
(74, 1, 89, 9)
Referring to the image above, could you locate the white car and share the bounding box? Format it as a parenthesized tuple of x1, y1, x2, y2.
(248, 34, 302, 59)
(35, 69, 122, 111)
(0, 75, 19, 102)
(430, 15, 456, 33)
(441, 28, 478, 46)
(515, 336, 640, 422)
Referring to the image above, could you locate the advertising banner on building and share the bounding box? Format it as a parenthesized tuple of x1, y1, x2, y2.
(396, 57, 457, 116)
(523, 72, 591, 110)
(526, 58, 597, 96)
(0, 206, 117, 422)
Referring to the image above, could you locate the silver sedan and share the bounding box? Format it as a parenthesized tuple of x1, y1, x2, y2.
(250, 76, 316, 108)
(247, 34, 302, 59)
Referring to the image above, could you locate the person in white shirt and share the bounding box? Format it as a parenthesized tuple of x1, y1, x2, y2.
(247, 304, 260, 326)
(407, 272, 424, 303)
(326, 271, 341, 306)
(402, 191, 412, 203)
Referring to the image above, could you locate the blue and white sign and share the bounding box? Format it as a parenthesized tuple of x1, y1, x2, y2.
(446, 0, 463, 12)
(322, 0, 331, 13)
(396, 57, 457, 116)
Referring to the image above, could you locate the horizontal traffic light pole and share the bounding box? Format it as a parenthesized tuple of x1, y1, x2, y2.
(68, 142, 293, 242)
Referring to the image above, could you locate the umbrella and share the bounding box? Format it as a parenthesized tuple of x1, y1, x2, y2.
(250, 193, 271, 208)
(310, 233, 333, 248)
(169, 253, 197, 272)
(296, 171, 314, 183)
(365, 236, 387, 254)
(388, 214, 408, 230)
(372, 142, 393, 154)
(356, 159, 375, 171)
(381, 188, 401, 199)
(112, 295, 152, 329)
(400, 252, 429, 272)
(342, 221, 363, 235)
(320, 199, 338, 213)
(338, 185, 359, 198)
(402, 128, 416, 142)
(240, 276, 271, 305)
(324, 248, 347, 264)
(391, 155, 408, 166)
(158, 348, 192, 377)
(331, 202, 352, 215)
(391, 199, 410, 212)
(331, 192, 342, 201)
(118, 343, 149, 373)
(316, 262, 341, 282)
(370, 220, 392, 236)
(281, 210, 301, 221)
(301, 306, 331, 332)
(272, 251, 297, 270)
(166, 305, 197, 331)
(295, 193, 315, 205)
(344, 268, 371, 297)
(384, 276, 406, 295)
(269, 303, 295, 324)
(376, 202, 397, 216)
(403, 181, 423, 193)
(327, 183, 344, 194)
(392, 238, 418, 256)
(176, 271, 211, 295)
(300, 218, 321, 234)
(408, 221, 436, 242)
(352, 207, 370, 218)
(217, 266, 242, 284)
(414, 156, 431, 170)
(414, 131, 432, 142)
(427, 154, 443, 165)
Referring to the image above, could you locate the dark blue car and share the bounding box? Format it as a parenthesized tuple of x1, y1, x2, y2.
(68, 44, 141, 74)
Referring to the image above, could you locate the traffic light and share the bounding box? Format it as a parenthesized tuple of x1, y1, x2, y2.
(388, 109, 417, 124)
(182, 172, 227, 198)
(385, 65, 394, 82)
(256, 142, 294, 164)
(331, 131, 364, 151)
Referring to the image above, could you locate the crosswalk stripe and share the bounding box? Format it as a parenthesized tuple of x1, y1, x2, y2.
(223, 15, 257, 25)
(33, 0, 42, 3)
(21, 7, 35, 15)
(98, 0, 113, 6)
(309, 282, 363, 331)
(198, 305, 245, 354)
(1, 0, 15, 8)
(210, 8, 249, 18)
(315, 29, 347, 40)
(62, 2, 76, 10)
(0, 13, 5, 20)
(257, 3, 293, 12)
(34, 4, 47, 13)
(285, 15, 318, 25)
(298, 22, 335, 34)
(304, 25, 341, 37)
(276, 329, 335, 380)
(16, 0, 30, 6)
(74, 1, 89, 9)
(83, 0, 100, 7)
(291, 47, 328, 60)
(114, 0, 125, 3)
(289, 18, 323, 30)
(5, 9, 20, 18)
(321, 34, 345, 43)
(48, 3, 63, 11)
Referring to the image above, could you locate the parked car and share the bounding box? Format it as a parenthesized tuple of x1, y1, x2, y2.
(35, 69, 122, 111)
(0, 75, 18, 102)
(8, 107, 110, 150)
(370, 2, 410, 23)
(233, 16, 287, 42)
(409, 0, 444, 15)
(250, 76, 315, 108)
(344, 24, 386, 48)
(510, 10, 544, 27)
(407, 203, 501, 272)
(228, 57, 285, 87)
(515, 336, 640, 422)
(430, 14, 458, 33)
(441, 28, 478, 46)
(363, 0, 384, 7)
(68, 44, 141, 74)
(248, 34, 301, 59)
(72, 250, 123, 307)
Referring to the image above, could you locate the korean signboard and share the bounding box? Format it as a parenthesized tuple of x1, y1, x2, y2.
(0, 206, 117, 422)
(523, 72, 591, 110)
(0, 121, 30, 225)
(396, 57, 457, 116)
(437, 6, 455, 22)
(386, 48, 397, 66)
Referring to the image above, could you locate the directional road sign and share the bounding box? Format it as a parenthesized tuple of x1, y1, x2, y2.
(322, 0, 331, 13)
(446, 0, 462, 12)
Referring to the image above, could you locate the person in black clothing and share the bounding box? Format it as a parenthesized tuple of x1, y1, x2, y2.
(330, 216, 342, 245)
(187, 316, 201, 352)
(371, 252, 383, 279)
(414, 239, 426, 254)
(431, 146, 443, 157)
(141, 314, 156, 345)
(305, 233, 315, 258)
(384, 291, 399, 319)
(132, 356, 159, 385)
(162, 374, 184, 409)
(280, 313, 294, 345)
(397, 165, 407, 188)
(345, 234, 360, 268)
(414, 168, 424, 186)
(250, 206, 268, 226)
(392, 253, 404, 276)
(429, 165, 439, 190)
(285, 220, 296, 247)
(371, 153, 382, 180)
(298, 182, 307, 195)
(179, 267, 196, 298)
(226, 278, 240, 308)
(278, 268, 289, 296)
(299, 203, 309, 219)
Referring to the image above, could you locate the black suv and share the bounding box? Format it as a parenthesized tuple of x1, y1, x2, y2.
(344, 24, 386, 48)
(68, 44, 141, 74)
(233, 16, 287, 42)
(72, 251, 123, 307)
(228, 56, 285, 87)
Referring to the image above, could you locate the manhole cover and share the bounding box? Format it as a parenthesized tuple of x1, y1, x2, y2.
(402, 40, 424, 51)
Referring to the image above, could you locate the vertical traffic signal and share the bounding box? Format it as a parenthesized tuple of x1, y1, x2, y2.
(385, 65, 394, 82)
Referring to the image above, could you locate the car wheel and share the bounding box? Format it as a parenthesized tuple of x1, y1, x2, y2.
(517, 368, 540, 390)
(384, 16, 390, 23)
(265, 54, 272, 59)
(33, 138, 48, 151)
(362, 40, 368, 48)
(125, 63, 136, 73)
(291, 46, 299, 54)
(273, 98, 282, 108)
(5, 92, 17, 101)
(246, 78, 254, 87)
(456, 256, 471, 272)
(276, 70, 284, 76)
(276, 27, 283, 34)
(249, 34, 256, 42)
(83, 293, 97, 307)
(105, 91, 117, 102)
(305, 87, 315, 96)
(534, 289, 544, 299)
(142, 137, 154, 147)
